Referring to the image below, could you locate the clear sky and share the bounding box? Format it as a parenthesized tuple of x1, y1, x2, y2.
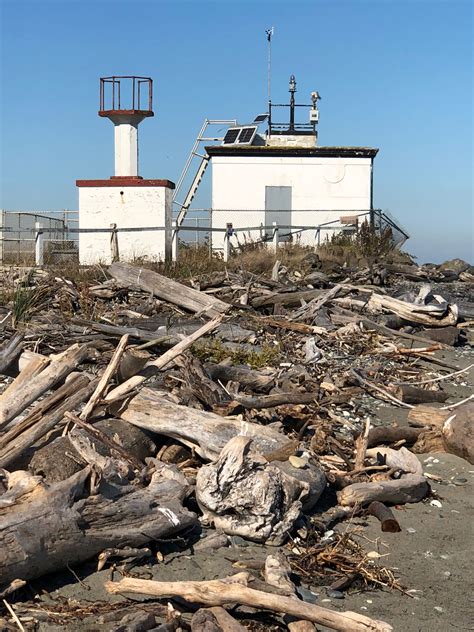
(1, 0, 472, 263)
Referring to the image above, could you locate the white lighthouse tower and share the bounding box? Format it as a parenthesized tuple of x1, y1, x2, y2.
(77, 76, 173, 264)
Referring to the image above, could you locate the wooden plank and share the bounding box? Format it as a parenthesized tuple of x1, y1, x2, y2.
(119, 387, 289, 461)
(109, 262, 230, 318)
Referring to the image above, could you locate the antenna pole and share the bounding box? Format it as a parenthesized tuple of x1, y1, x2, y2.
(266, 27, 274, 106)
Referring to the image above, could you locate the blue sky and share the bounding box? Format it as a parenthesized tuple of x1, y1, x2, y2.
(1, 0, 472, 263)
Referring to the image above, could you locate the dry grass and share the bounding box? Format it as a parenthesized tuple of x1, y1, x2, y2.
(126, 241, 316, 280)
(290, 531, 404, 593)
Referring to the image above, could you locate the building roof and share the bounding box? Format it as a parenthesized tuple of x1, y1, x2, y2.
(205, 145, 379, 158)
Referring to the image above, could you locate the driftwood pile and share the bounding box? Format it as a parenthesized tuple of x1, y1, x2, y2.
(0, 255, 473, 631)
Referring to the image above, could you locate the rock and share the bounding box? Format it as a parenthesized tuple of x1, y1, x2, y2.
(439, 259, 470, 274)
(326, 589, 345, 599)
(296, 586, 319, 604)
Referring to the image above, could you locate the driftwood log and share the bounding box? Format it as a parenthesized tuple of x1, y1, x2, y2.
(205, 363, 275, 392)
(105, 573, 393, 632)
(0, 334, 24, 375)
(367, 426, 424, 447)
(191, 607, 246, 632)
(119, 388, 289, 460)
(390, 384, 448, 404)
(109, 262, 229, 318)
(367, 293, 458, 327)
(442, 402, 474, 464)
(196, 436, 325, 544)
(337, 474, 429, 507)
(0, 343, 91, 429)
(0, 463, 196, 584)
(0, 374, 96, 469)
(366, 501, 401, 533)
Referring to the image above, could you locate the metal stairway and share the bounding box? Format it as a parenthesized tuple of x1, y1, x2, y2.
(173, 119, 237, 228)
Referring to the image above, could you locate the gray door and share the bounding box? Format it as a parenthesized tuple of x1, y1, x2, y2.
(265, 186, 292, 241)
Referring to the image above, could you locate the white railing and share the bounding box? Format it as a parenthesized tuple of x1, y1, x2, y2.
(0, 209, 408, 266)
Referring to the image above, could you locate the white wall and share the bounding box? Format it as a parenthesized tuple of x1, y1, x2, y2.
(211, 155, 372, 249)
(78, 186, 172, 264)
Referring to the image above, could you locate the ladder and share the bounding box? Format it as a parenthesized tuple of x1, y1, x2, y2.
(173, 119, 237, 228)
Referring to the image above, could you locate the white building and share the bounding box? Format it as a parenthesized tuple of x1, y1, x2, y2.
(77, 76, 173, 264)
(206, 76, 378, 250)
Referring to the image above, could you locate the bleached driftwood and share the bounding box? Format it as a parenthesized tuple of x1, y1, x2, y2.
(407, 405, 451, 427)
(0, 463, 196, 584)
(104, 315, 223, 406)
(366, 447, 423, 476)
(0, 374, 96, 469)
(119, 388, 289, 460)
(105, 573, 393, 632)
(264, 551, 296, 595)
(367, 293, 458, 327)
(337, 474, 429, 507)
(442, 402, 474, 464)
(0, 343, 91, 429)
(109, 262, 230, 318)
(196, 436, 320, 544)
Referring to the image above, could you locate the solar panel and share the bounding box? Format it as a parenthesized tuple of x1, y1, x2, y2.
(223, 128, 241, 144)
(253, 114, 268, 123)
(237, 126, 257, 144)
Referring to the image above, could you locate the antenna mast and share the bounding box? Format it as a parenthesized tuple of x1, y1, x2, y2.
(266, 27, 274, 106)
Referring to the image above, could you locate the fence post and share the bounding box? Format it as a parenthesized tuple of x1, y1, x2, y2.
(172, 221, 178, 263)
(110, 223, 119, 262)
(223, 232, 230, 263)
(35, 221, 44, 266)
(272, 221, 279, 253)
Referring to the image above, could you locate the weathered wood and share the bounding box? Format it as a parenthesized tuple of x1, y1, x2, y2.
(72, 317, 180, 345)
(196, 436, 322, 544)
(337, 474, 429, 507)
(119, 388, 289, 461)
(264, 551, 296, 595)
(418, 326, 460, 346)
(231, 390, 318, 410)
(205, 363, 275, 392)
(118, 348, 150, 382)
(251, 288, 326, 309)
(104, 315, 223, 405)
(366, 501, 401, 532)
(0, 375, 96, 468)
(293, 283, 345, 322)
(65, 412, 143, 471)
(442, 402, 474, 464)
(391, 384, 448, 405)
(354, 420, 370, 471)
(80, 334, 129, 421)
(0, 354, 50, 404)
(407, 405, 451, 427)
(0, 334, 23, 375)
(191, 607, 246, 632)
(0, 343, 91, 429)
(109, 262, 230, 318)
(0, 464, 196, 584)
(367, 426, 424, 447)
(367, 293, 458, 327)
(360, 318, 450, 348)
(105, 573, 393, 632)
